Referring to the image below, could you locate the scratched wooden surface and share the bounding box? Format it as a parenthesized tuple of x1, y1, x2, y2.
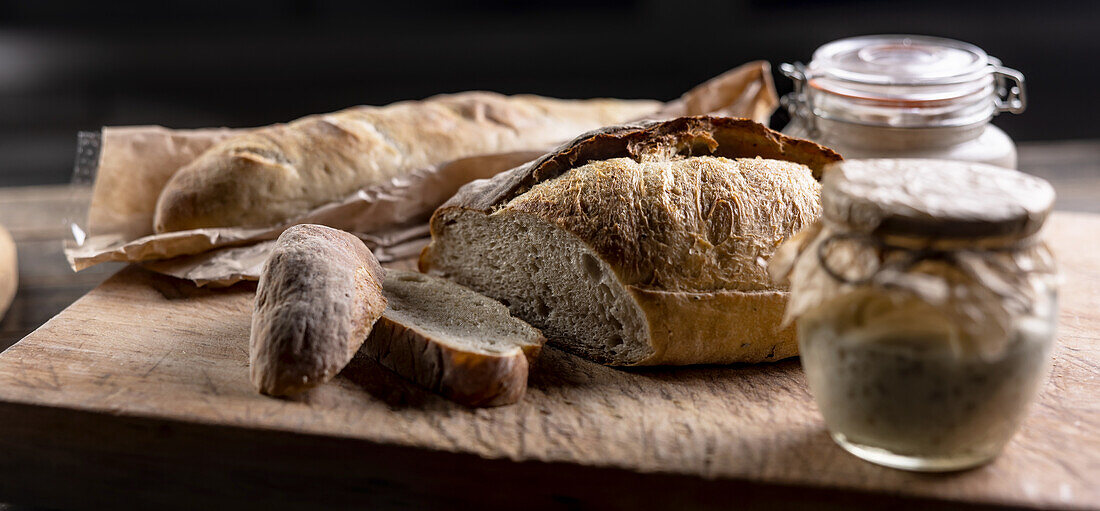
(0, 142, 1096, 510)
(0, 212, 1095, 511)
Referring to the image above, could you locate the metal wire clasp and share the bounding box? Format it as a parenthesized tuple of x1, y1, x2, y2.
(992, 64, 1027, 114)
(779, 62, 817, 134)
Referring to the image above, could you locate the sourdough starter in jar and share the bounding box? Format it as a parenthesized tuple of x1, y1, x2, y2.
(798, 291, 1055, 470)
(781, 35, 1026, 168)
(769, 159, 1058, 471)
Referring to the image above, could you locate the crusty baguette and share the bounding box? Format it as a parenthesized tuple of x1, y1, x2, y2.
(250, 224, 386, 396)
(420, 116, 841, 366)
(154, 92, 661, 233)
(364, 270, 545, 407)
(0, 223, 15, 320)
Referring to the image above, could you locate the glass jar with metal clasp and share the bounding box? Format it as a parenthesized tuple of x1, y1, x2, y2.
(769, 158, 1059, 472)
(780, 35, 1027, 168)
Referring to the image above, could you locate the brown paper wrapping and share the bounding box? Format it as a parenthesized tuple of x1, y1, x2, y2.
(65, 61, 780, 286)
(88, 126, 241, 240)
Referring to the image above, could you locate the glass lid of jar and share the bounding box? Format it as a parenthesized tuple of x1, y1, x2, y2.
(782, 35, 1026, 128)
(811, 35, 989, 88)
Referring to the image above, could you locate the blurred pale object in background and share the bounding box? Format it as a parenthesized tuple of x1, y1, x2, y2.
(0, 223, 15, 320)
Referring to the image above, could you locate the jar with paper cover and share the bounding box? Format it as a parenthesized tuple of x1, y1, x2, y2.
(769, 158, 1058, 471)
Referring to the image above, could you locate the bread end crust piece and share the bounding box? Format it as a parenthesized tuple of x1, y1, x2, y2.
(250, 224, 386, 396)
(421, 116, 840, 366)
(363, 270, 546, 407)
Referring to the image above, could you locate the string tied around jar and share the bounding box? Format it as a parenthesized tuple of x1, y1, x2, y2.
(820, 225, 1048, 310)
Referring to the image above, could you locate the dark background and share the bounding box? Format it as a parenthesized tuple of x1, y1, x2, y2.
(0, 0, 1096, 186)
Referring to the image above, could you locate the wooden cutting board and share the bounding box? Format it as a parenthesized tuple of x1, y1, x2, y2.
(0, 212, 1096, 511)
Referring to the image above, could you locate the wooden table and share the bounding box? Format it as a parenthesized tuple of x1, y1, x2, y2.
(0, 141, 1097, 510)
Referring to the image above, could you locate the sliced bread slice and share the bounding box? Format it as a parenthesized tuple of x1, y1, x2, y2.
(363, 270, 546, 407)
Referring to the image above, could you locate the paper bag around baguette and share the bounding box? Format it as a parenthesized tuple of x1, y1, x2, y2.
(67, 62, 780, 287)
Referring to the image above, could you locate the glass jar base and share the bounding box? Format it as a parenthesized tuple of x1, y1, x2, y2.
(831, 432, 997, 472)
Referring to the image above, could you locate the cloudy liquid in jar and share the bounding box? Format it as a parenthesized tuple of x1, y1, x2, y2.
(797, 294, 1055, 471)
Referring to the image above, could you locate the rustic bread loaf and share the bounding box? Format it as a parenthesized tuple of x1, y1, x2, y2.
(250, 224, 386, 396)
(154, 93, 661, 233)
(419, 117, 841, 365)
(364, 270, 545, 407)
(0, 223, 15, 320)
